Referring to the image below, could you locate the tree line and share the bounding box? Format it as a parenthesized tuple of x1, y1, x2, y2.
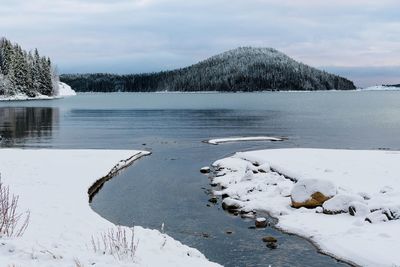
(0, 37, 59, 97)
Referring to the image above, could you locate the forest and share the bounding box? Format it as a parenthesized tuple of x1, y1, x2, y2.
(0, 37, 59, 97)
(61, 47, 356, 92)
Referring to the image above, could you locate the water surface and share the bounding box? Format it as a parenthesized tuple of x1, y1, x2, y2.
(2, 91, 400, 266)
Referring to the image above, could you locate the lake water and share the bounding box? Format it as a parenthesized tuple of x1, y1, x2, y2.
(1, 91, 400, 266)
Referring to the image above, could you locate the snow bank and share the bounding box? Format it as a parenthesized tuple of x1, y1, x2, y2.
(210, 148, 400, 266)
(361, 85, 400, 91)
(206, 136, 284, 145)
(0, 149, 219, 267)
(57, 82, 77, 97)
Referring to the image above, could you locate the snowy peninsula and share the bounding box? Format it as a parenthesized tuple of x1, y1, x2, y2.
(209, 148, 400, 267)
(0, 149, 219, 267)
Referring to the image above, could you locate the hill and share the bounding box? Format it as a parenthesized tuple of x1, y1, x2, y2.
(61, 47, 356, 92)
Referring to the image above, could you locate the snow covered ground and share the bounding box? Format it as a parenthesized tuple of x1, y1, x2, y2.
(0, 93, 54, 101)
(57, 82, 77, 97)
(0, 82, 76, 101)
(210, 148, 400, 267)
(0, 149, 219, 267)
(361, 85, 400, 91)
(206, 136, 284, 145)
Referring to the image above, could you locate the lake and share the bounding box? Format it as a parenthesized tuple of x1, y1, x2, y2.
(1, 91, 400, 266)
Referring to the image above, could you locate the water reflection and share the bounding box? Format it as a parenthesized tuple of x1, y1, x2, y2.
(0, 107, 58, 147)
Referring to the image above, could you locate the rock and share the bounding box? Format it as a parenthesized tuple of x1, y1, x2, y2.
(206, 204, 211, 207)
(255, 217, 268, 228)
(200, 167, 211, 174)
(208, 197, 218, 204)
(348, 201, 370, 217)
(222, 198, 243, 211)
(322, 194, 364, 214)
(291, 179, 337, 208)
(266, 242, 278, 249)
(365, 210, 389, 223)
(262, 236, 277, 243)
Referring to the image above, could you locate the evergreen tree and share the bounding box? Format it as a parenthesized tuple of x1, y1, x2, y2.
(0, 37, 58, 97)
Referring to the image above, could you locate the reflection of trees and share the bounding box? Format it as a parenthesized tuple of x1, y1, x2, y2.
(0, 107, 58, 146)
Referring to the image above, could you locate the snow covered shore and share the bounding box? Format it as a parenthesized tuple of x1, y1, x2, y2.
(0, 82, 76, 101)
(210, 148, 400, 267)
(206, 136, 284, 145)
(0, 149, 219, 267)
(361, 85, 400, 91)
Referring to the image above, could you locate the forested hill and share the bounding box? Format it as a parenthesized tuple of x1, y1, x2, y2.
(61, 47, 356, 92)
(0, 37, 59, 98)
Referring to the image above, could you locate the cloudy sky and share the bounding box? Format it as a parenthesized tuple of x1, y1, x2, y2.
(1, 0, 399, 87)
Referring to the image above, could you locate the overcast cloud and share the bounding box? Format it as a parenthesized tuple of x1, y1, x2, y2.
(1, 0, 399, 86)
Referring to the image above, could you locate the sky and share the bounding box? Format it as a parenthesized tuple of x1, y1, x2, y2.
(1, 0, 399, 87)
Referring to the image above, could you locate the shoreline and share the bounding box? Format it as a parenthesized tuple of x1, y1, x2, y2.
(0, 149, 219, 267)
(88, 151, 151, 202)
(210, 148, 400, 267)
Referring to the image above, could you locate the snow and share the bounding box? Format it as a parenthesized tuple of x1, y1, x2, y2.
(361, 85, 400, 91)
(0, 93, 54, 101)
(206, 136, 284, 145)
(322, 194, 364, 214)
(210, 148, 400, 266)
(0, 149, 219, 267)
(57, 82, 77, 97)
(0, 82, 75, 101)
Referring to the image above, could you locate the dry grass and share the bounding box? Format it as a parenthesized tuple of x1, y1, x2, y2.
(0, 177, 30, 238)
(91, 226, 138, 261)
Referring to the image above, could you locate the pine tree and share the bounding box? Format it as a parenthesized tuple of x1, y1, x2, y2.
(0, 37, 58, 97)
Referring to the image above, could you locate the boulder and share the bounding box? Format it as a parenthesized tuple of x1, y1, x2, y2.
(323, 194, 364, 214)
(222, 198, 243, 211)
(291, 179, 337, 208)
(348, 201, 370, 217)
(365, 210, 389, 223)
(200, 166, 211, 174)
(255, 217, 268, 228)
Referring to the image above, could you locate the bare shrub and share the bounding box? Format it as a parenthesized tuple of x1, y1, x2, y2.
(91, 226, 138, 261)
(74, 258, 85, 267)
(0, 178, 30, 237)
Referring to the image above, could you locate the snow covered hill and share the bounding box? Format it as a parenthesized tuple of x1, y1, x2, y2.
(61, 47, 356, 92)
